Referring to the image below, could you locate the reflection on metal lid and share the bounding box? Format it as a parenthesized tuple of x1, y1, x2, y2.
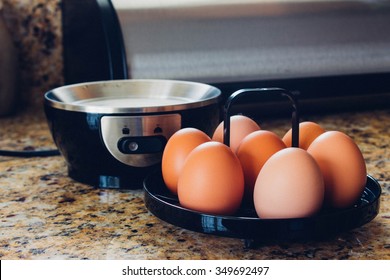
(44, 79, 221, 113)
(73, 97, 193, 108)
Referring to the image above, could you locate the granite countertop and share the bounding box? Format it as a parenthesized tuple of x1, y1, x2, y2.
(0, 107, 389, 260)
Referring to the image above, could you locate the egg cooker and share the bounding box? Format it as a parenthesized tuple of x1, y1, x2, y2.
(143, 88, 381, 247)
(44, 79, 221, 189)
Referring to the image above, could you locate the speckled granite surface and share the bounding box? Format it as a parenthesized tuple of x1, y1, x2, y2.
(1, 0, 63, 108)
(0, 108, 389, 259)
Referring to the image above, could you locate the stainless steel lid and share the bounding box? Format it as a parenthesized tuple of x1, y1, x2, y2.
(44, 79, 221, 113)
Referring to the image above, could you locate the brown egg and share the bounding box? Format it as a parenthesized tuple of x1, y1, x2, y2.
(253, 148, 324, 219)
(161, 128, 211, 194)
(282, 121, 326, 150)
(178, 141, 244, 215)
(307, 131, 367, 208)
(212, 115, 261, 153)
(236, 130, 286, 201)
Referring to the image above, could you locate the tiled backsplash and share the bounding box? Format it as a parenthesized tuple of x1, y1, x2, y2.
(1, 0, 63, 109)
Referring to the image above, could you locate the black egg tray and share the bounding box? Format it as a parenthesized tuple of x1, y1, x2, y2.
(144, 88, 381, 247)
(143, 170, 381, 247)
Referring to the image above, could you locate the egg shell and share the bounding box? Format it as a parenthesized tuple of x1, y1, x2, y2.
(178, 141, 244, 215)
(253, 148, 324, 219)
(161, 128, 211, 194)
(236, 130, 286, 201)
(307, 131, 367, 208)
(282, 121, 326, 150)
(212, 115, 261, 153)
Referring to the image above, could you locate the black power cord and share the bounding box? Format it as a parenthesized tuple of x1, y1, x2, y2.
(0, 149, 60, 158)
